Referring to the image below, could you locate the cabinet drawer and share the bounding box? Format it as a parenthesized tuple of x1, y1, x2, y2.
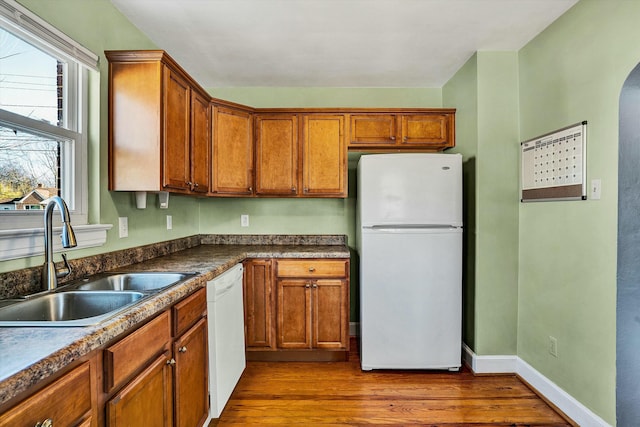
(104, 310, 171, 393)
(0, 362, 92, 427)
(173, 287, 207, 337)
(276, 259, 348, 278)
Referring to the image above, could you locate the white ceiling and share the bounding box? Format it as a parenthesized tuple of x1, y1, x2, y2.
(109, 0, 578, 88)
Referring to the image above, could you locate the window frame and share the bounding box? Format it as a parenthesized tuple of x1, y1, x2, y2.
(0, 0, 108, 261)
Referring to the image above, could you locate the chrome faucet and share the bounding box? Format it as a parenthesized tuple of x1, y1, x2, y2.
(43, 196, 77, 291)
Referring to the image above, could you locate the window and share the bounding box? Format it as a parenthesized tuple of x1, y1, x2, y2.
(0, 0, 98, 230)
(0, 0, 109, 261)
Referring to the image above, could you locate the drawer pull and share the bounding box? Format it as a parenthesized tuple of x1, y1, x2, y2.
(308, 267, 316, 272)
(178, 346, 187, 353)
(36, 420, 53, 427)
(166, 358, 176, 366)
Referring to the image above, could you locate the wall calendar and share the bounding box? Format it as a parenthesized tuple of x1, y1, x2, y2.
(520, 121, 587, 202)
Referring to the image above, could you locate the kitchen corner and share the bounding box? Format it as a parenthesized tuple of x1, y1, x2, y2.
(0, 234, 350, 410)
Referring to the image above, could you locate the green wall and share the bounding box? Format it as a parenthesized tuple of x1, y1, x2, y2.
(516, 0, 640, 423)
(443, 54, 479, 350)
(210, 87, 442, 108)
(443, 53, 520, 355)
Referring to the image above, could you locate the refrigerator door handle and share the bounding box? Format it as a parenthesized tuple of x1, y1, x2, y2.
(364, 224, 461, 230)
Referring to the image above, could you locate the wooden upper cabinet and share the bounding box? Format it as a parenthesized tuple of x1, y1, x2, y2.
(255, 114, 299, 196)
(302, 115, 346, 197)
(349, 114, 397, 145)
(348, 111, 455, 151)
(162, 65, 191, 192)
(400, 114, 452, 146)
(190, 90, 211, 194)
(211, 105, 254, 195)
(106, 50, 212, 194)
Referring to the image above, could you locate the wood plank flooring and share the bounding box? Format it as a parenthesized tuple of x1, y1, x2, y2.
(211, 340, 575, 426)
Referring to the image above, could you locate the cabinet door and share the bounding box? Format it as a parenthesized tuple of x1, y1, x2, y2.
(276, 279, 312, 349)
(212, 106, 253, 195)
(400, 114, 453, 147)
(302, 115, 346, 197)
(162, 65, 191, 192)
(255, 114, 299, 196)
(174, 318, 209, 427)
(349, 114, 397, 145)
(313, 279, 349, 349)
(190, 91, 211, 194)
(244, 259, 274, 348)
(106, 351, 173, 427)
(0, 362, 94, 427)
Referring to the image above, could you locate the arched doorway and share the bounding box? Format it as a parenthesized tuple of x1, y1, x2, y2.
(617, 62, 640, 425)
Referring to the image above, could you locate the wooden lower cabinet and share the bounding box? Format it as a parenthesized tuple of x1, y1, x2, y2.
(173, 318, 209, 427)
(243, 259, 274, 349)
(245, 258, 349, 361)
(0, 361, 96, 427)
(277, 278, 349, 350)
(106, 350, 173, 427)
(104, 289, 209, 427)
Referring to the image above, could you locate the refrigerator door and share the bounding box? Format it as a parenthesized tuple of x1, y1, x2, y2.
(360, 227, 462, 370)
(357, 153, 462, 227)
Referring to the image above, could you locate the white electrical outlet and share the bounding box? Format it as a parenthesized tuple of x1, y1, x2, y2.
(166, 215, 172, 230)
(549, 336, 558, 358)
(591, 178, 602, 200)
(241, 214, 249, 227)
(118, 217, 128, 238)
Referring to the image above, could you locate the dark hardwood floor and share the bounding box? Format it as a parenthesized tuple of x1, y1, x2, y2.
(211, 339, 575, 426)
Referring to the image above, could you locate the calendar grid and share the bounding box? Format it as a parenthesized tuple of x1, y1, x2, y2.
(520, 121, 587, 202)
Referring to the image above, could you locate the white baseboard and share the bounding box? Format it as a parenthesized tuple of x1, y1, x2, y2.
(462, 343, 517, 373)
(463, 343, 611, 427)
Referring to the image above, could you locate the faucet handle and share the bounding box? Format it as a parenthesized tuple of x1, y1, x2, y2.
(56, 253, 73, 279)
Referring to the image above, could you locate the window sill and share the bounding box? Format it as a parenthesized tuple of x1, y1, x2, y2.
(0, 224, 112, 261)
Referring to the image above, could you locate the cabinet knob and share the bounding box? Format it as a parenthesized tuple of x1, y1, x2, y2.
(312, 283, 318, 289)
(36, 420, 53, 427)
(166, 358, 176, 366)
(403, 136, 408, 142)
(309, 267, 316, 272)
(305, 283, 311, 288)
(291, 186, 296, 192)
(390, 136, 396, 140)
(248, 187, 253, 192)
(179, 346, 187, 353)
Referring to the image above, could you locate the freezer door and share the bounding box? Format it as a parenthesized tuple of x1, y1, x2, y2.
(360, 227, 462, 370)
(357, 153, 462, 227)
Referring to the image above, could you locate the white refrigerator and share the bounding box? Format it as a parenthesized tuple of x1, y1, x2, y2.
(357, 153, 462, 371)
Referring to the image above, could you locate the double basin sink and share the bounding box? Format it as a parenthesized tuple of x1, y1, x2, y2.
(0, 272, 196, 327)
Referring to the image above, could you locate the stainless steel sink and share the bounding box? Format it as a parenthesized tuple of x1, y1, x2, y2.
(0, 291, 144, 327)
(67, 272, 195, 292)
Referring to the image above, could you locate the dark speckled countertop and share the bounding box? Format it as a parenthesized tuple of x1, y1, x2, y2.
(0, 240, 349, 408)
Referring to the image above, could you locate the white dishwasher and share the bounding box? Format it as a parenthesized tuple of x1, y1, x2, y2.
(206, 263, 245, 420)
